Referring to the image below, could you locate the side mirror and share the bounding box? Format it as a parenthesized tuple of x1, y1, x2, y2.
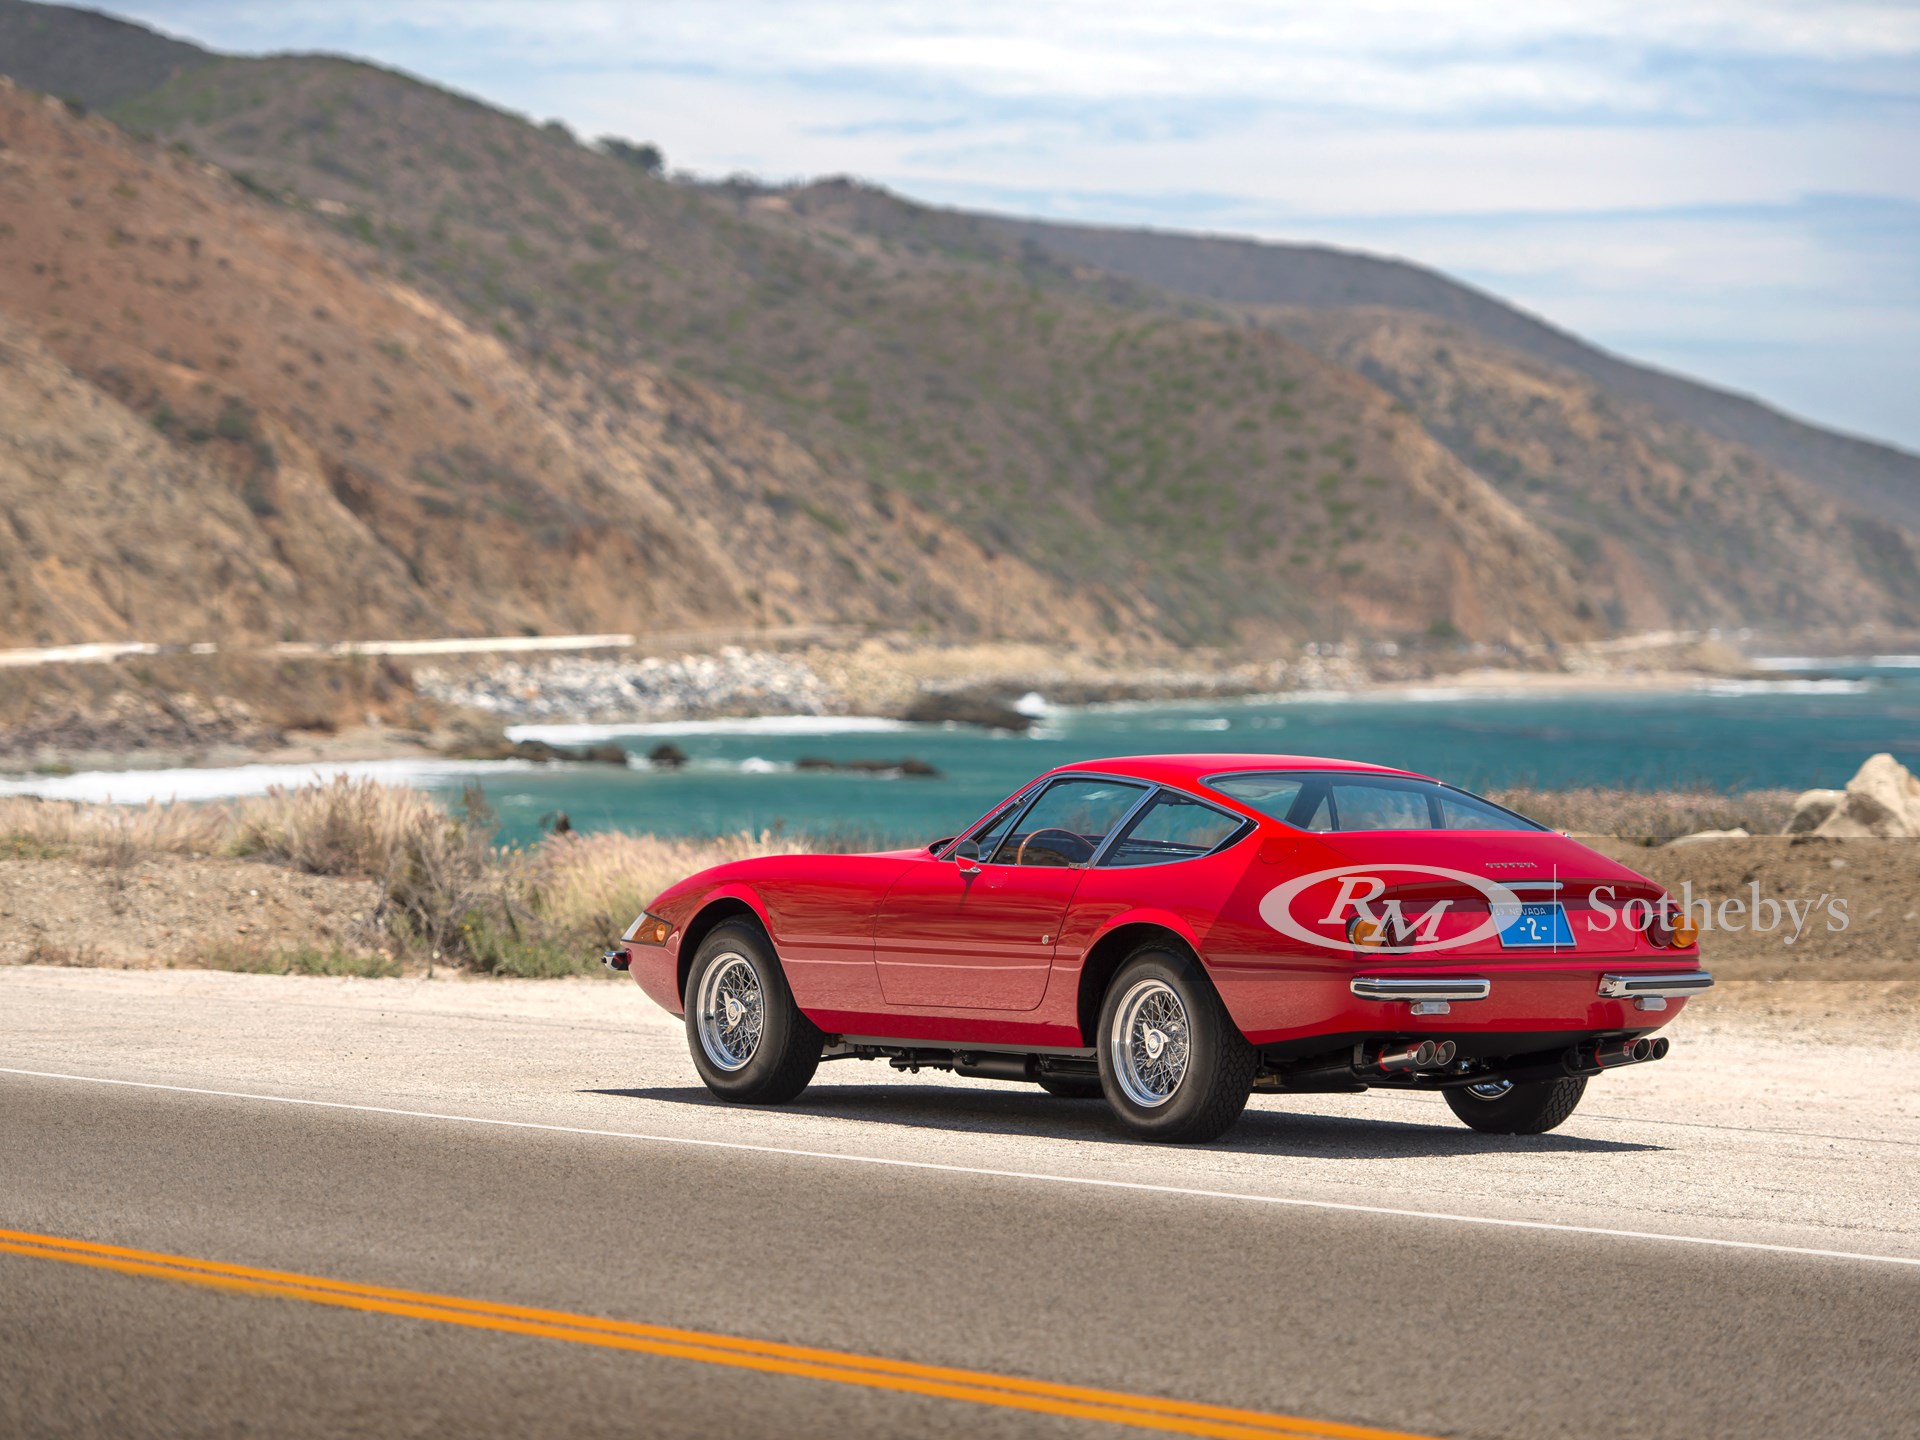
(949, 839, 982, 862)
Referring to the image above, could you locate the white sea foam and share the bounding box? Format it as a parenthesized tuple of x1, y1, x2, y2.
(0, 758, 538, 805)
(504, 716, 910, 742)
(1701, 678, 1871, 696)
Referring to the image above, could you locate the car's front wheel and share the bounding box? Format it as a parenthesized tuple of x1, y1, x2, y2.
(684, 920, 821, 1104)
(1443, 1074, 1587, 1134)
(1097, 945, 1255, 1142)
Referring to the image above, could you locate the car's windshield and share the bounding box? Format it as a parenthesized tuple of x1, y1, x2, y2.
(1208, 771, 1544, 832)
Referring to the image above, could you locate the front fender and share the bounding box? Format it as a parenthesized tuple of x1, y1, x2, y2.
(632, 881, 776, 1017)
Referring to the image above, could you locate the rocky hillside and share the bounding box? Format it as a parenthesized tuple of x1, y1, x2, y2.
(0, 81, 1064, 648)
(0, 0, 1916, 652)
(975, 214, 1920, 533)
(762, 181, 1920, 635)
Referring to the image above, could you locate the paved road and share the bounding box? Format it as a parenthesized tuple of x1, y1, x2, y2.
(3, 969, 1917, 1439)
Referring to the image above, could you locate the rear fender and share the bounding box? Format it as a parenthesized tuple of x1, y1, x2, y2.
(1071, 907, 1214, 1045)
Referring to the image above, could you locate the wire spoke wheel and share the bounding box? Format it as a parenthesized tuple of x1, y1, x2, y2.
(1109, 978, 1191, 1108)
(694, 952, 764, 1072)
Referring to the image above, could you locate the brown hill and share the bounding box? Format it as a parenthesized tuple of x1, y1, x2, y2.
(760, 179, 1920, 634)
(0, 1, 1914, 652)
(975, 214, 1920, 534)
(1264, 307, 1920, 631)
(0, 81, 1067, 648)
(0, 55, 1601, 649)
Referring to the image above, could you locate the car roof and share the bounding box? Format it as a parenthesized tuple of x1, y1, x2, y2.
(1048, 754, 1435, 788)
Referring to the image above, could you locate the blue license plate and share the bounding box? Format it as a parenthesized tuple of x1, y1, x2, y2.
(1498, 901, 1574, 949)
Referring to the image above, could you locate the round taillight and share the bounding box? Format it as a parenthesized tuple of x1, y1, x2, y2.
(1670, 917, 1699, 948)
(1646, 912, 1674, 947)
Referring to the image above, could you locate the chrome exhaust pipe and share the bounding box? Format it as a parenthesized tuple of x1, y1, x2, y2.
(1368, 1040, 1439, 1074)
(1568, 1035, 1665, 1072)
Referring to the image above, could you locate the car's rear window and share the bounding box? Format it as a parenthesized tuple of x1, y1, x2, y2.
(1208, 771, 1544, 833)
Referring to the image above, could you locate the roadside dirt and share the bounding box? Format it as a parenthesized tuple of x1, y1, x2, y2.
(0, 852, 380, 968)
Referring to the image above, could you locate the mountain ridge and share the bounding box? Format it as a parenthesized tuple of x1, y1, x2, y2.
(0, 0, 1915, 652)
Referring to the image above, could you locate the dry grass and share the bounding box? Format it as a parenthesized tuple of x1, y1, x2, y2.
(524, 830, 813, 951)
(1487, 786, 1799, 843)
(0, 794, 232, 855)
(0, 778, 817, 976)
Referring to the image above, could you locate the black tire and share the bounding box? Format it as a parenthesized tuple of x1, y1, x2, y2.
(1036, 1073, 1104, 1100)
(683, 920, 821, 1104)
(1444, 1075, 1587, 1134)
(1096, 944, 1255, 1143)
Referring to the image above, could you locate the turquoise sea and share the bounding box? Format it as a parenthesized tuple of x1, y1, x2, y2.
(473, 662, 1920, 844)
(7, 661, 1916, 846)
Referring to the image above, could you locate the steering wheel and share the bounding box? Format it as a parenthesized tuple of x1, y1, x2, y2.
(1015, 827, 1089, 867)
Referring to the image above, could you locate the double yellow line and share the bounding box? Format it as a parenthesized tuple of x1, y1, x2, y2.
(1, 1226, 1434, 1440)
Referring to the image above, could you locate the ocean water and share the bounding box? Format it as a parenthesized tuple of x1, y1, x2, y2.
(9, 665, 1917, 846)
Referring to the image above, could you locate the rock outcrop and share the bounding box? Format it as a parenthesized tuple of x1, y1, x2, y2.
(1791, 754, 1920, 838)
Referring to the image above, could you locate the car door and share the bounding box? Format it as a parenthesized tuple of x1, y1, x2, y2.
(874, 776, 1149, 1010)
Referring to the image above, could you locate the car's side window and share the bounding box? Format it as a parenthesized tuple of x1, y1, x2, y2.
(951, 800, 1023, 861)
(1101, 790, 1249, 867)
(991, 778, 1148, 867)
(1328, 780, 1429, 830)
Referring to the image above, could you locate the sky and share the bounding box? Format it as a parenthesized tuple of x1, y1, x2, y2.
(86, 1, 1920, 452)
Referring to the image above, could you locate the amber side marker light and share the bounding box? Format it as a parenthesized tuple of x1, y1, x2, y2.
(623, 913, 673, 946)
(1347, 915, 1389, 948)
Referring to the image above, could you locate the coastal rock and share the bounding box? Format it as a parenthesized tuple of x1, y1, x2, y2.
(1803, 753, 1920, 838)
(1667, 827, 1751, 845)
(647, 743, 689, 770)
(902, 693, 1034, 732)
(1785, 789, 1844, 835)
(417, 647, 838, 724)
(447, 737, 628, 765)
(794, 755, 942, 778)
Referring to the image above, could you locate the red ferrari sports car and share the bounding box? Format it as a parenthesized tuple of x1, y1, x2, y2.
(608, 754, 1711, 1142)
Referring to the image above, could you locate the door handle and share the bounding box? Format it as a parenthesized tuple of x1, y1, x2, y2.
(958, 864, 982, 876)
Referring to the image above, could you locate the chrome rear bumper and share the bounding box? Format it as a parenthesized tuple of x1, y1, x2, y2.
(1350, 975, 1491, 1015)
(1596, 969, 1711, 1011)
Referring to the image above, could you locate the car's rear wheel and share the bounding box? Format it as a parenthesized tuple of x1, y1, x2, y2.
(1443, 1074, 1587, 1134)
(1097, 944, 1254, 1142)
(684, 920, 821, 1103)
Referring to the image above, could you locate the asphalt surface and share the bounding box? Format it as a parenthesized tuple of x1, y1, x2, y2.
(3, 968, 1917, 1440)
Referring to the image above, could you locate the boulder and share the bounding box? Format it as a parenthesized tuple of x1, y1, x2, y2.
(903, 693, 1034, 731)
(1803, 753, 1920, 838)
(1785, 789, 1843, 834)
(646, 742, 689, 769)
